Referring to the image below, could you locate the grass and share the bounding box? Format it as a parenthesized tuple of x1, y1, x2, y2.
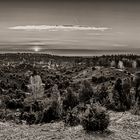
(0, 111, 140, 140)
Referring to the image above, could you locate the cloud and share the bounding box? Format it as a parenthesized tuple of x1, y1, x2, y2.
(112, 44, 128, 47)
(87, 33, 114, 36)
(9, 25, 111, 31)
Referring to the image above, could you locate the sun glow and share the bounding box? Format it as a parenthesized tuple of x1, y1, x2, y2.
(33, 46, 40, 52)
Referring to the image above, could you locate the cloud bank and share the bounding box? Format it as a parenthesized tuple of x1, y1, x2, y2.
(9, 25, 111, 31)
(112, 44, 128, 47)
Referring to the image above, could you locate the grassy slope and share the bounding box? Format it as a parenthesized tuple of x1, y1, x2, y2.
(0, 111, 140, 140)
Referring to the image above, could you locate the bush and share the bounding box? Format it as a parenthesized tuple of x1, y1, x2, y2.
(81, 104, 109, 132)
(63, 87, 79, 111)
(112, 78, 132, 111)
(92, 76, 98, 83)
(92, 67, 96, 71)
(0, 109, 5, 120)
(31, 101, 43, 112)
(22, 112, 36, 125)
(41, 100, 61, 123)
(97, 76, 108, 83)
(110, 76, 115, 81)
(4, 109, 15, 121)
(97, 85, 110, 107)
(6, 99, 23, 110)
(79, 80, 94, 103)
(131, 101, 140, 115)
(64, 109, 80, 126)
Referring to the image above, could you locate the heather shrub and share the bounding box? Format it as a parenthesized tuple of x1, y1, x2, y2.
(131, 101, 140, 115)
(41, 100, 62, 123)
(63, 87, 79, 112)
(112, 78, 132, 111)
(64, 109, 80, 126)
(97, 76, 108, 83)
(122, 78, 132, 109)
(23, 105, 31, 112)
(79, 80, 94, 103)
(92, 67, 96, 71)
(4, 109, 15, 121)
(31, 101, 43, 112)
(22, 112, 36, 125)
(112, 78, 124, 111)
(0, 109, 5, 120)
(6, 99, 23, 110)
(110, 76, 115, 81)
(81, 104, 109, 132)
(21, 101, 61, 125)
(92, 76, 98, 83)
(97, 85, 110, 107)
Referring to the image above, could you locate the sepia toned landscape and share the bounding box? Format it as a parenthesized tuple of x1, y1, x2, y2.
(0, 0, 140, 140)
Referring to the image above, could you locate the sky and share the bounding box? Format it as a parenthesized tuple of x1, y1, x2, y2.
(0, 0, 140, 52)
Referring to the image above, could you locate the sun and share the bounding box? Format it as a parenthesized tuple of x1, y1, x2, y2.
(34, 47, 40, 52)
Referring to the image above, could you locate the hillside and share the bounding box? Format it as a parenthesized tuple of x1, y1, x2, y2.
(0, 54, 140, 140)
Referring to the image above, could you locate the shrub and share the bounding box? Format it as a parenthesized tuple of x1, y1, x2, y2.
(22, 112, 36, 125)
(97, 76, 108, 83)
(92, 67, 96, 71)
(63, 87, 79, 112)
(110, 76, 115, 81)
(81, 104, 109, 132)
(97, 84, 110, 107)
(92, 76, 98, 83)
(65, 70, 72, 75)
(62, 80, 70, 89)
(131, 101, 140, 115)
(31, 101, 43, 112)
(21, 111, 45, 125)
(23, 104, 31, 112)
(2, 109, 15, 121)
(0, 109, 5, 120)
(64, 109, 80, 126)
(6, 99, 23, 110)
(112, 78, 124, 111)
(112, 78, 132, 111)
(15, 90, 26, 99)
(79, 80, 94, 103)
(41, 100, 61, 123)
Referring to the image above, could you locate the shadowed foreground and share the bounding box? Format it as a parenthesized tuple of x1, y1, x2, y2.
(0, 111, 140, 140)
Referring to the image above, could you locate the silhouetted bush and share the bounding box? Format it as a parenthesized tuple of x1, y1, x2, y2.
(131, 101, 140, 115)
(6, 99, 23, 110)
(113, 78, 132, 111)
(92, 67, 96, 71)
(0, 109, 5, 120)
(97, 85, 110, 107)
(31, 101, 43, 112)
(63, 87, 79, 112)
(110, 76, 115, 81)
(79, 80, 94, 103)
(81, 104, 109, 132)
(97, 76, 108, 83)
(22, 112, 36, 125)
(92, 76, 98, 83)
(41, 100, 61, 123)
(64, 109, 80, 126)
